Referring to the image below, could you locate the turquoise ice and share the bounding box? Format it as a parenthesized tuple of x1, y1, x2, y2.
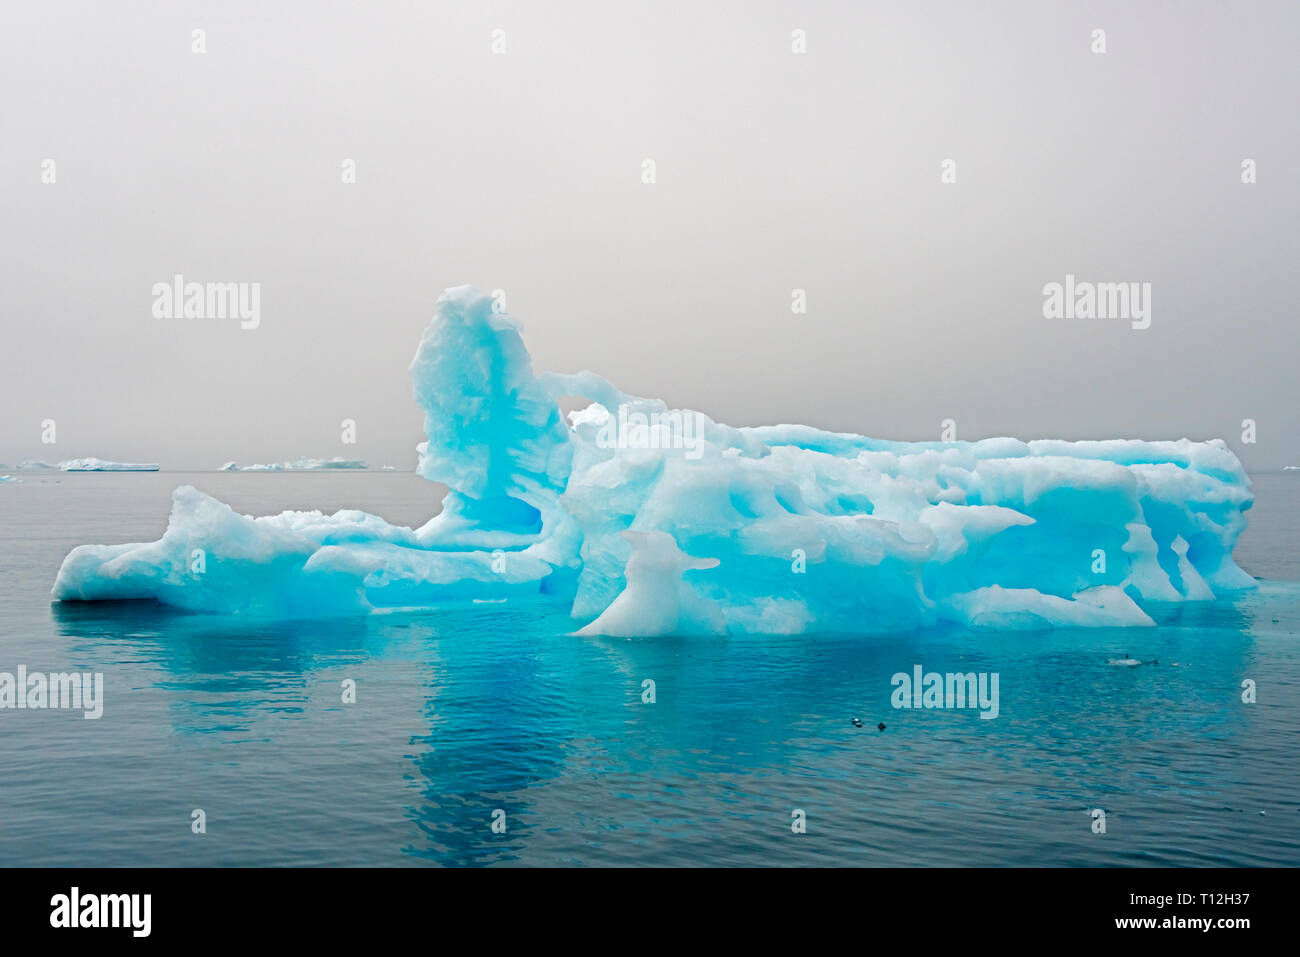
(53, 286, 1255, 634)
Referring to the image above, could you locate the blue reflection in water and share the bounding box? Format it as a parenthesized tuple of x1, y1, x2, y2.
(27, 580, 1299, 867)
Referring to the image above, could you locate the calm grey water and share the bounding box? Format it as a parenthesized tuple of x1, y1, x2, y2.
(0, 471, 1296, 866)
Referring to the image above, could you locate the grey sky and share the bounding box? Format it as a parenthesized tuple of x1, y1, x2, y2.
(2, 0, 1296, 471)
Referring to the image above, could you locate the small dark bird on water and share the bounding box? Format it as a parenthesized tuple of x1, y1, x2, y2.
(877, 722, 886, 731)
(851, 717, 863, 728)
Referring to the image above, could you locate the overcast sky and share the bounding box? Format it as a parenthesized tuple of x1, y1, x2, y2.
(2, 0, 1296, 471)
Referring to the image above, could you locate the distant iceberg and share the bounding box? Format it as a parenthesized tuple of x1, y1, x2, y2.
(16, 457, 157, 472)
(59, 458, 158, 472)
(218, 457, 367, 471)
(0, 475, 20, 484)
(53, 286, 1254, 634)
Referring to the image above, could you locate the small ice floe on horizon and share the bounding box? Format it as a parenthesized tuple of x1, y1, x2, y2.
(0, 475, 20, 483)
(52, 285, 1258, 635)
(59, 458, 158, 471)
(218, 457, 368, 471)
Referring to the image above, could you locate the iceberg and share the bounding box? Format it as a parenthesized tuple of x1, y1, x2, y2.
(59, 458, 158, 472)
(53, 286, 1255, 634)
(218, 457, 367, 471)
(19, 457, 158, 471)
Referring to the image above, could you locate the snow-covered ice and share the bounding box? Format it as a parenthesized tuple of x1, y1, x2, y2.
(53, 286, 1255, 634)
(59, 458, 158, 471)
(218, 457, 367, 471)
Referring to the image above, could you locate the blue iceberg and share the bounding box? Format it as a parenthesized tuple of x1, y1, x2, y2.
(218, 457, 368, 471)
(53, 286, 1255, 634)
(60, 458, 159, 471)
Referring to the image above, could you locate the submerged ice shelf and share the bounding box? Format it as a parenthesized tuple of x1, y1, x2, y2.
(53, 286, 1255, 635)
